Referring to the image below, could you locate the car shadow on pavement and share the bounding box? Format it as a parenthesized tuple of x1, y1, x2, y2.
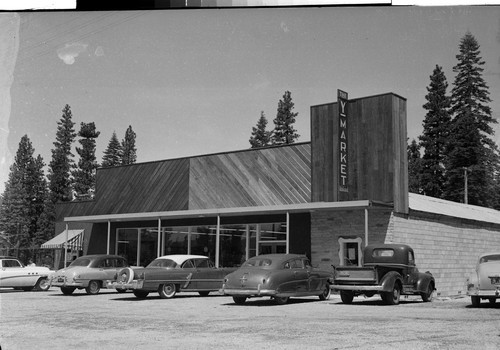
(222, 298, 325, 307)
(109, 293, 230, 302)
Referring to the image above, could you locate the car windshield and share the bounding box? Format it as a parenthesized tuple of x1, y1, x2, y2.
(69, 257, 91, 267)
(242, 258, 273, 267)
(147, 259, 177, 268)
(479, 254, 500, 264)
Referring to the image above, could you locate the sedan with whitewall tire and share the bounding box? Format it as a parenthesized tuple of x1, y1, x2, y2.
(107, 254, 236, 299)
(466, 252, 500, 307)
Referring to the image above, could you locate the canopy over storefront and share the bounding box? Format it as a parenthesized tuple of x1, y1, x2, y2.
(41, 229, 84, 250)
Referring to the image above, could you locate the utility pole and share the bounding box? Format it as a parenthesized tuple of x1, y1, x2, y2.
(462, 167, 470, 204)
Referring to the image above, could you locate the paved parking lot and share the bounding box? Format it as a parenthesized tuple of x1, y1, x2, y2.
(1, 288, 500, 350)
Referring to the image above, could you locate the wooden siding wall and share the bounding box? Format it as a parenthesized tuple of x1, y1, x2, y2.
(189, 144, 311, 210)
(311, 93, 408, 213)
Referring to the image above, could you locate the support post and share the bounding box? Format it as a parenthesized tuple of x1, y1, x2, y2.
(286, 212, 290, 254)
(215, 216, 220, 268)
(107, 220, 111, 255)
(157, 218, 161, 257)
(364, 209, 369, 247)
(64, 223, 69, 268)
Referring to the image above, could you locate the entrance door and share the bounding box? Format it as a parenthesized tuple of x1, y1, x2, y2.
(259, 242, 286, 255)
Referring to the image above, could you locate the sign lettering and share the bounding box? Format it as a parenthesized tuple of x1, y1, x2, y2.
(338, 89, 348, 193)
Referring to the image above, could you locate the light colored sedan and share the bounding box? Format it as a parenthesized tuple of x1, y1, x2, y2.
(51, 254, 129, 295)
(466, 252, 500, 307)
(0, 256, 53, 291)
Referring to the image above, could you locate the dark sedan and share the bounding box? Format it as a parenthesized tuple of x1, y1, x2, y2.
(107, 254, 236, 299)
(220, 254, 333, 305)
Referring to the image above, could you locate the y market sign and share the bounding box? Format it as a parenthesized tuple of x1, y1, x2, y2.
(338, 89, 348, 193)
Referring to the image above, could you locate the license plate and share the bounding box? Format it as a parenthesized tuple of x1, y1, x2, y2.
(57, 278, 64, 283)
(490, 277, 500, 285)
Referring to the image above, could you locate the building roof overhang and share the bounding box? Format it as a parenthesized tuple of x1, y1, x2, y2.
(63, 200, 392, 223)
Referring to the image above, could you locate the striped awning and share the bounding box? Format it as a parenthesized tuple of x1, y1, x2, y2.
(41, 229, 84, 250)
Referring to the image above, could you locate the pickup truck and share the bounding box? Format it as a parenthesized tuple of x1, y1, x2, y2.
(331, 244, 435, 305)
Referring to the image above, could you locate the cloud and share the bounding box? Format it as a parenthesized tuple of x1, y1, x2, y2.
(57, 42, 88, 65)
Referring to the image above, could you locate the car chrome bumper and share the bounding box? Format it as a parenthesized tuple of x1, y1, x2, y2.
(220, 284, 277, 297)
(106, 280, 143, 290)
(50, 280, 85, 288)
(331, 284, 384, 292)
(467, 288, 500, 297)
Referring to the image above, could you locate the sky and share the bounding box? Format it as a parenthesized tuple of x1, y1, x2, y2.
(1, 6, 500, 194)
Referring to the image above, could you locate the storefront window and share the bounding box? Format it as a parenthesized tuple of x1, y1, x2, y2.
(116, 221, 286, 268)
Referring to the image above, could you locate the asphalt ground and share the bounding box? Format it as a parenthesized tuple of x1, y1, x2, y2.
(1, 287, 500, 350)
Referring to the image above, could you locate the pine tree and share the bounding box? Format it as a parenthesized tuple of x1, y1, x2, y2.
(271, 91, 300, 145)
(48, 104, 76, 203)
(249, 111, 271, 148)
(407, 139, 423, 194)
(72, 122, 100, 199)
(0, 135, 47, 259)
(419, 65, 451, 198)
(444, 32, 499, 206)
(121, 125, 137, 165)
(101, 131, 122, 167)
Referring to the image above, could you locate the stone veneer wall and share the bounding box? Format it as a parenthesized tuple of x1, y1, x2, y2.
(391, 211, 500, 297)
(311, 209, 500, 297)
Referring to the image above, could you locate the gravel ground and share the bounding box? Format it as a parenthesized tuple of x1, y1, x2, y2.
(1, 288, 500, 350)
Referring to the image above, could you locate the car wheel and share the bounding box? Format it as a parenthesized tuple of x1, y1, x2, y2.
(319, 284, 331, 301)
(471, 296, 480, 307)
(382, 283, 401, 305)
(158, 283, 176, 299)
(35, 277, 50, 291)
(198, 291, 210, 297)
(274, 296, 289, 305)
(488, 298, 496, 304)
(85, 280, 101, 295)
(421, 282, 434, 302)
(61, 287, 76, 295)
(133, 290, 149, 299)
(340, 291, 354, 304)
(233, 296, 247, 305)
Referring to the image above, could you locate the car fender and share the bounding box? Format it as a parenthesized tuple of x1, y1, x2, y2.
(415, 272, 435, 293)
(379, 271, 402, 292)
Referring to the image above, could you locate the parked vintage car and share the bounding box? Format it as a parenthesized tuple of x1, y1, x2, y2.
(107, 254, 236, 299)
(0, 256, 53, 291)
(466, 252, 500, 307)
(50, 254, 129, 295)
(331, 244, 436, 305)
(220, 254, 333, 305)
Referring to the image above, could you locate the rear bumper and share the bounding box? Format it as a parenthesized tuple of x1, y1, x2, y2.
(331, 284, 384, 292)
(467, 289, 500, 297)
(106, 280, 143, 290)
(220, 284, 277, 297)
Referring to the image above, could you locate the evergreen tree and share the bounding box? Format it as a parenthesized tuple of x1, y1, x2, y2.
(0, 135, 47, 260)
(444, 32, 499, 206)
(419, 65, 451, 198)
(72, 122, 100, 199)
(271, 91, 300, 145)
(48, 104, 76, 203)
(249, 111, 271, 148)
(28, 155, 48, 251)
(407, 139, 423, 194)
(121, 125, 137, 165)
(101, 131, 122, 167)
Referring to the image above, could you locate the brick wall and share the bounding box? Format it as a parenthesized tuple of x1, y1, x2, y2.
(311, 208, 500, 297)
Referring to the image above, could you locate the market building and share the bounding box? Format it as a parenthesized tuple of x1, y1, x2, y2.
(51, 91, 500, 297)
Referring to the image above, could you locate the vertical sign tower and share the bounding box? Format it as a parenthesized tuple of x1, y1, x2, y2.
(337, 89, 348, 194)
